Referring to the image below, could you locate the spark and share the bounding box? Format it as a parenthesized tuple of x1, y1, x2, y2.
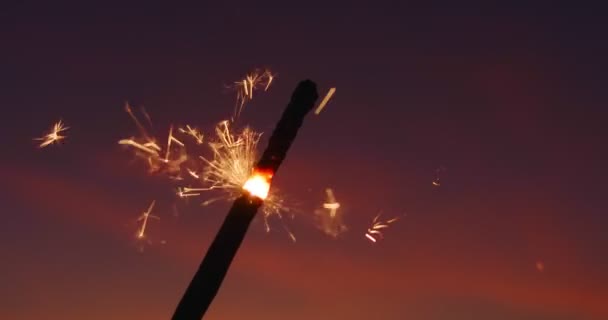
(186, 168, 200, 179)
(125, 103, 152, 140)
(136, 200, 159, 239)
(179, 125, 204, 144)
(365, 213, 400, 243)
(164, 125, 185, 162)
(315, 188, 347, 238)
(314, 87, 336, 115)
(119, 107, 188, 177)
(365, 233, 377, 243)
(231, 69, 275, 121)
(177, 187, 201, 198)
(141, 106, 154, 128)
(118, 139, 159, 155)
(35, 120, 69, 148)
(433, 165, 447, 187)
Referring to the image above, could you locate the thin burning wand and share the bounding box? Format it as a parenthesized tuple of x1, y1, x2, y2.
(172, 80, 319, 320)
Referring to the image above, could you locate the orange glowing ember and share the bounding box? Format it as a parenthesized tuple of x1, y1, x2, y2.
(242, 171, 272, 199)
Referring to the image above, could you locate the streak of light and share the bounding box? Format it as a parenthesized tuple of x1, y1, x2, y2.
(231, 69, 275, 121)
(179, 125, 204, 144)
(187, 169, 200, 179)
(314, 87, 336, 115)
(164, 125, 185, 162)
(365, 213, 400, 243)
(365, 233, 377, 243)
(136, 200, 159, 239)
(118, 139, 159, 155)
(35, 120, 69, 148)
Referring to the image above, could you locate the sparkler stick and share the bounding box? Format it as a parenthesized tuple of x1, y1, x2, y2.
(172, 80, 318, 320)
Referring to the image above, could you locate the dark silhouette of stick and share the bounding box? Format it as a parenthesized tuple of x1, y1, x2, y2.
(172, 80, 318, 320)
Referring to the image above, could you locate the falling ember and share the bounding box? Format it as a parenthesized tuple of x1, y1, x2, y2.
(365, 213, 400, 243)
(365, 233, 377, 243)
(242, 170, 272, 200)
(35, 120, 69, 148)
(136, 200, 159, 239)
(433, 165, 447, 187)
(231, 69, 275, 121)
(314, 87, 336, 115)
(179, 125, 204, 144)
(315, 188, 347, 238)
(536, 261, 545, 272)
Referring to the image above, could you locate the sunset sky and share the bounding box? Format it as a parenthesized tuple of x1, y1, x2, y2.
(1, 2, 607, 319)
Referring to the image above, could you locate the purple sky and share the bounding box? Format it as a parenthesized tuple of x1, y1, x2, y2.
(1, 2, 607, 319)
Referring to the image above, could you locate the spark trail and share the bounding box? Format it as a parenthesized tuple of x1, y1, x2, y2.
(231, 69, 274, 121)
(136, 200, 159, 239)
(314, 87, 336, 115)
(35, 120, 69, 148)
(365, 213, 400, 243)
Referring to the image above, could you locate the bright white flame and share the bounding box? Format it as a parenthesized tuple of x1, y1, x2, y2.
(243, 172, 272, 199)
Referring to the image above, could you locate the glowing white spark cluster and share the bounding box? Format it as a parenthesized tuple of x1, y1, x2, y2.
(35, 120, 69, 148)
(231, 69, 274, 121)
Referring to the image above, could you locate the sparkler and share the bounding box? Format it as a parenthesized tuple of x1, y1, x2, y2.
(231, 69, 274, 121)
(173, 120, 290, 223)
(35, 120, 69, 148)
(172, 79, 318, 320)
(365, 213, 400, 243)
(314, 87, 336, 115)
(315, 188, 347, 238)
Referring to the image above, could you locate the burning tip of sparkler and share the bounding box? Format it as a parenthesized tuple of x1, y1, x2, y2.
(242, 170, 273, 200)
(35, 120, 69, 148)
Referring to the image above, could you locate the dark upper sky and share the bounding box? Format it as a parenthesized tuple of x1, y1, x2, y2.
(1, 2, 607, 319)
